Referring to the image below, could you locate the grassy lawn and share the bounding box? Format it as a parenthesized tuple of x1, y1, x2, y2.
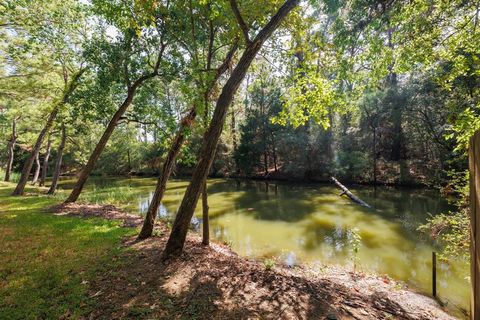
(0, 182, 135, 319)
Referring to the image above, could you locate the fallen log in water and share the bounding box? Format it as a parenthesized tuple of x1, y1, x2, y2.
(331, 177, 373, 209)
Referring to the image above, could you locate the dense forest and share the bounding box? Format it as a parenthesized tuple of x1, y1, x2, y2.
(0, 0, 478, 318)
(2, 0, 477, 186)
(2, 0, 477, 252)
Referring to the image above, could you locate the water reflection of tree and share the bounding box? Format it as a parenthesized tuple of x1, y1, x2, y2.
(302, 224, 350, 256)
(230, 181, 318, 222)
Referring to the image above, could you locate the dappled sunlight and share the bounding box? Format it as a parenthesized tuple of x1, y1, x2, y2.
(52, 177, 470, 312)
(0, 183, 134, 318)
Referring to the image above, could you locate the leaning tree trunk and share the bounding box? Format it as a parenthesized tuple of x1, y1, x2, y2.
(231, 110, 240, 173)
(331, 177, 372, 209)
(39, 137, 51, 186)
(64, 91, 135, 202)
(64, 44, 165, 203)
(137, 42, 238, 240)
(64, 73, 158, 203)
(47, 124, 66, 195)
(12, 68, 85, 196)
(31, 153, 41, 185)
(163, 0, 299, 258)
(137, 110, 196, 239)
(4, 118, 17, 182)
(12, 107, 59, 195)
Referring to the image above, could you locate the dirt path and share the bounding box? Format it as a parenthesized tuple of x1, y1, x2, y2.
(52, 204, 458, 320)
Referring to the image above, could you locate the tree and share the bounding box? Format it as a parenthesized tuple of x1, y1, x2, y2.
(163, 0, 300, 258)
(64, 0, 172, 203)
(5, 0, 90, 195)
(39, 137, 51, 187)
(47, 124, 66, 195)
(31, 152, 40, 185)
(234, 66, 285, 175)
(138, 0, 239, 240)
(4, 118, 17, 182)
(12, 69, 85, 195)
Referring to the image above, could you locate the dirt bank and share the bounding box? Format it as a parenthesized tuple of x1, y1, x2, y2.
(51, 204, 457, 320)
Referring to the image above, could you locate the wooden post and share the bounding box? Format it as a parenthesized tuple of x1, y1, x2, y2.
(469, 131, 480, 320)
(202, 180, 209, 246)
(432, 251, 437, 298)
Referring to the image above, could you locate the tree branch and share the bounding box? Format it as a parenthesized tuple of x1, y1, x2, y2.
(118, 116, 167, 133)
(229, 0, 251, 44)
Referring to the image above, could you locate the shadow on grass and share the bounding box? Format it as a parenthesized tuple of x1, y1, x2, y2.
(0, 183, 135, 319)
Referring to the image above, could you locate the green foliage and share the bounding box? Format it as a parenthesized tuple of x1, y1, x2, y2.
(420, 168, 470, 261)
(419, 210, 470, 261)
(0, 0, 477, 275)
(349, 227, 361, 274)
(334, 151, 369, 180)
(0, 169, 20, 183)
(263, 258, 276, 271)
(273, 71, 342, 128)
(446, 107, 480, 153)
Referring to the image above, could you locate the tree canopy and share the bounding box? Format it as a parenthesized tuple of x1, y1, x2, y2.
(1, 0, 477, 261)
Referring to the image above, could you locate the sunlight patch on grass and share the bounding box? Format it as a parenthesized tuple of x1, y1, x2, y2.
(0, 182, 134, 319)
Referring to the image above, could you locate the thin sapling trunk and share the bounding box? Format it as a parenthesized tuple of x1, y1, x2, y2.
(39, 137, 51, 187)
(47, 124, 66, 195)
(5, 118, 17, 182)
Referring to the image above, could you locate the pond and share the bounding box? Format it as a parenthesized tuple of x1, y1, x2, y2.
(58, 177, 469, 315)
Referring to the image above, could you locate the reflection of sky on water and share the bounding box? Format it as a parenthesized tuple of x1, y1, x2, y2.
(138, 192, 169, 217)
(138, 192, 200, 230)
(283, 251, 297, 267)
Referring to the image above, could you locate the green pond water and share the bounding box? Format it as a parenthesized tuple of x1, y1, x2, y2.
(58, 177, 469, 315)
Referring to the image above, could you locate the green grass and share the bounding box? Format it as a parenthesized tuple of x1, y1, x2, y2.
(79, 184, 137, 207)
(0, 182, 135, 320)
(0, 169, 20, 183)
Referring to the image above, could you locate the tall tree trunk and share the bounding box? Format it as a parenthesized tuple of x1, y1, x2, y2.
(260, 79, 268, 175)
(261, 99, 269, 174)
(386, 27, 404, 163)
(271, 132, 278, 172)
(163, 0, 299, 258)
(64, 44, 165, 203)
(13, 107, 58, 195)
(373, 126, 377, 185)
(231, 110, 239, 173)
(138, 42, 238, 240)
(199, 18, 218, 245)
(202, 180, 209, 245)
(138, 110, 196, 239)
(143, 124, 148, 143)
(4, 118, 17, 182)
(64, 73, 159, 203)
(127, 149, 132, 173)
(47, 124, 66, 195)
(263, 149, 269, 175)
(39, 137, 51, 186)
(12, 68, 85, 196)
(31, 153, 41, 185)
